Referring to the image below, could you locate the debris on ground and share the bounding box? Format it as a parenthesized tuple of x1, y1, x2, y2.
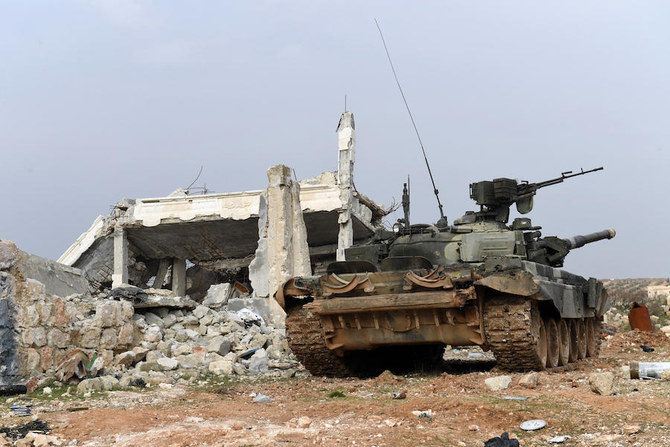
(484, 432, 520, 447)
(518, 372, 538, 389)
(640, 344, 655, 352)
(630, 361, 670, 379)
(412, 409, 434, 422)
(520, 419, 546, 431)
(502, 395, 527, 401)
(547, 435, 571, 444)
(628, 302, 653, 332)
(485, 375, 512, 391)
(251, 392, 271, 403)
(0, 420, 50, 441)
(0, 385, 27, 396)
(588, 372, 615, 395)
(9, 404, 32, 417)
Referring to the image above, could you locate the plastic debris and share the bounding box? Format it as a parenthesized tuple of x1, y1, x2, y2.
(484, 432, 520, 447)
(520, 419, 546, 431)
(252, 393, 272, 403)
(502, 395, 527, 401)
(237, 347, 260, 360)
(411, 410, 433, 422)
(391, 391, 406, 400)
(640, 345, 655, 353)
(548, 435, 571, 444)
(10, 403, 32, 417)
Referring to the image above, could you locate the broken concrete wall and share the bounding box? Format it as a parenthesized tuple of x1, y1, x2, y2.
(249, 165, 311, 299)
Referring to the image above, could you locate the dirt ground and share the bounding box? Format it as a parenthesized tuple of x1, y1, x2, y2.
(3, 331, 670, 447)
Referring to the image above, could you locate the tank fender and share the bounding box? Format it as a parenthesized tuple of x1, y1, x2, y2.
(474, 271, 539, 297)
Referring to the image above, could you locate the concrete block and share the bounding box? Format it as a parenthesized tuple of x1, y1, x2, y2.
(209, 360, 234, 376)
(207, 336, 231, 356)
(203, 283, 231, 308)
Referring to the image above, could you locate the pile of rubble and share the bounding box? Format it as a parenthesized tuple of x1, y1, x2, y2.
(1, 239, 298, 393)
(59, 285, 298, 394)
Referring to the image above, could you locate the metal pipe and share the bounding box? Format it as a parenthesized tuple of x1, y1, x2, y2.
(630, 361, 670, 379)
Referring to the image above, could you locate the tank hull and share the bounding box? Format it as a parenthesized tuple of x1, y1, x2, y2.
(279, 259, 607, 376)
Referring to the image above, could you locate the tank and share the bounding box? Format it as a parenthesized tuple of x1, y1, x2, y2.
(275, 167, 615, 376)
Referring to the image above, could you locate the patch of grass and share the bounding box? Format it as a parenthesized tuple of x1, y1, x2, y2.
(328, 390, 345, 398)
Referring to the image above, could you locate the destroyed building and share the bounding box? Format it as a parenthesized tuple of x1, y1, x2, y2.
(0, 112, 387, 388)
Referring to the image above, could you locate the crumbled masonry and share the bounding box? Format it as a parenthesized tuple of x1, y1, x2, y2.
(0, 112, 390, 387)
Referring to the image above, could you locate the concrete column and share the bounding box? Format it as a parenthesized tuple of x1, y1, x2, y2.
(112, 226, 128, 288)
(172, 258, 186, 297)
(249, 165, 311, 299)
(337, 111, 355, 261)
(152, 258, 170, 289)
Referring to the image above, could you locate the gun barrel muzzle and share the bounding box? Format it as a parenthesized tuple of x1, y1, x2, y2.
(563, 229, 616, 249)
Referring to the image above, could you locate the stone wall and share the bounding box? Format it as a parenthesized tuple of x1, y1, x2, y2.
(0, 240, 134, 385)
(0, 240, 295, 389)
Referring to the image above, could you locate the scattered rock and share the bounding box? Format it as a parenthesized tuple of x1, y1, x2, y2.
(297, 416, 312, 428)
(518, 372, 538, 389)
(249, 349, 269, 374)
(589, 372, 615, 396)
(77, 378, 103, 394)
(156, 357, 179, 371)
(623, 424, 641, 434)
(209, 360, 234, 376)
(468, 424, 479, 431)
(203, 283, 231, 308)
(485, 375, 512, 391)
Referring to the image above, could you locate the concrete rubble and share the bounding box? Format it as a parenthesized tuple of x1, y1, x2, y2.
(0, 111, 388, 389)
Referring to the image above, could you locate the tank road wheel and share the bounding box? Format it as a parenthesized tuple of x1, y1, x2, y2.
(586, 317, 602, 358)
(568, 319, 580, 363)
(557, 319, 570, 366)
(544, 318, 560, 368)
(576, 319, 587, 360)
(535, 316, 548, 368)
(285, 306, 353, 377)
(483, 295, 547, 371)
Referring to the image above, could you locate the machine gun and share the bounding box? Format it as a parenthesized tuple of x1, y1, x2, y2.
(469, 167, 603, 223)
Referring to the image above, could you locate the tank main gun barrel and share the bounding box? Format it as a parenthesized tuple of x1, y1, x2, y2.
(562, 229, 616, 249)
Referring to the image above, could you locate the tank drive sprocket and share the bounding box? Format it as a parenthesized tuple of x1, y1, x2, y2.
(285, 305, 354, 377)
(483, 295, 548, 371)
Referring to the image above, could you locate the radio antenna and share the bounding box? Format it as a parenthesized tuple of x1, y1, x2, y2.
(374, 19, 446, 225)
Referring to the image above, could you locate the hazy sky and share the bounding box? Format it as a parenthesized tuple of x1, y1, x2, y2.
(1, 1, 668, 279)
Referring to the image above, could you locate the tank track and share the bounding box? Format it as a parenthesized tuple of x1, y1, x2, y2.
(483, 295, 603, 371)
(483, 296, 546, 371)
(285, 305, 353, 377)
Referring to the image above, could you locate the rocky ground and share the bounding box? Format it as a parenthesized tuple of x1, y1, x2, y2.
(1, 330, 670, 447)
